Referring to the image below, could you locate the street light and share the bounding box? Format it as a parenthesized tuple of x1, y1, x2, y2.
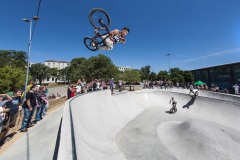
(165, 53, 171, 73)
(23, 16, 40, 100)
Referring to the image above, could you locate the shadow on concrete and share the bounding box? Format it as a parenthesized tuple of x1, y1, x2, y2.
(0, 132, 17, 147)
(182, 97, 196, 109)
(53, 117, 62, 160)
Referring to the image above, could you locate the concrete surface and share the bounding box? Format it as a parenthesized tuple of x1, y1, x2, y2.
(0, 104, 64, 160)
(58, 89, 240, 160)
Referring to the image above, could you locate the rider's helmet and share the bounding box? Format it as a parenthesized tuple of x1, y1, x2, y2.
(122, 27, 130, 33)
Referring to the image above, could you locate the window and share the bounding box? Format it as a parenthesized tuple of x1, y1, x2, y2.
(52, 77, 54, 81)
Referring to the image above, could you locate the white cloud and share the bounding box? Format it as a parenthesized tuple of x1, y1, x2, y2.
(173, 48, 240, 64)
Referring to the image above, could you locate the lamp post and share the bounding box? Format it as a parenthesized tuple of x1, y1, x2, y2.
(23, 16, 39, 100)
(165, 53, 171, 73)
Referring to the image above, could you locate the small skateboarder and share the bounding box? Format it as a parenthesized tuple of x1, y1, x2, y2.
(169, 97, 177, 114)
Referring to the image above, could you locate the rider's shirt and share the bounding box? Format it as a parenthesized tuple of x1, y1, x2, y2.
(113, 32, 122, 44)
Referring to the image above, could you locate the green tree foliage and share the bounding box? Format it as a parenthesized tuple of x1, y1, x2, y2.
(140, 65, 151, 80)
(158, 70, 170, 81)
(183, 70, 194, 83)
(29, 63, 51, 85)
(50, 68, 59, 83)
(87, 54, 118, 82)
(122, 69, 141, 82)
(149, 71, 158, 81)
(170, 68, 184, 84)
(68, 54, 119, 82)
(0, 66, 25, 93)
(59, 67, 70, 83)
(69, 57, 87, 82)
(0, 50, 27, 69)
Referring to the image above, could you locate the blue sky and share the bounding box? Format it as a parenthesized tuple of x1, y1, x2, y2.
(0, 0, 240, 72)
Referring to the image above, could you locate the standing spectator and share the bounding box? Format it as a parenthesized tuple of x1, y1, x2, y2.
(223, 88, 229, 94)
(42, 85, 49, 116)
(76, 83, 81, 95)
(81, 79, 87, 93)
(96, 79, 100, 90)
(176, 82, 179, 88)
(0, 94, 12, 135)
(215, 85, 219, 92)
(233, 84, 239, 95)
(109, 78, 115, 94)
(204, 84, 209, 90)
(71, 84, 76, 97)
(34, 86, 47, 124)
(0, 89, 22, 141)
(118, 80, 123, 92)
(19, 85, 37, 132)
(67, 83, 73, 99)
(92, 80, 97, 91)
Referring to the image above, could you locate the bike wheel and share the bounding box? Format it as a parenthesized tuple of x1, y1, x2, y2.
(89, 8, 111, 30)
(84, 37, 98, 51)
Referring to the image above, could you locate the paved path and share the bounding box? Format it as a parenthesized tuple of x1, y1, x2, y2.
(48, 85, 68, 97)
(0, 105, 64, 160)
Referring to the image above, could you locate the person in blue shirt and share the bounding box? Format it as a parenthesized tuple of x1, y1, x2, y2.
(0, 89, 22, 142)
(109, 78, 115, 94)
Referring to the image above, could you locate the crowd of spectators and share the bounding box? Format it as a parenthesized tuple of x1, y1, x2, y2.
(0, 81, 49, 144)
(142, 79, 240, 95)
(67, 79, 108, 99)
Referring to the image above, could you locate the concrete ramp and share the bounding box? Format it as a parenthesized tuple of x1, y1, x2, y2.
(58, 90, 240, 160)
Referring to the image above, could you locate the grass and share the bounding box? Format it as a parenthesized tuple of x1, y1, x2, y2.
(47, 83, 68, 88)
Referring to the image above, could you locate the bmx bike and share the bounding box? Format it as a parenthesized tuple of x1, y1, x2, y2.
(84, 8, 111, 51)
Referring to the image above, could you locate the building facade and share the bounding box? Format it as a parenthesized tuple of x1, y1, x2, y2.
(191, 62, 240, 92)
(44, 60, 70, 84)
(117, 66, 131, 72)
(45, 60, 70, 69)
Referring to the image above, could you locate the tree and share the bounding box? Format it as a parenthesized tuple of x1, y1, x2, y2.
(69, 57, 87, 82)
(59, 67, 70, 83)
(29, 63, 51, 85)
(0, 66, 25, 93)
(149, 71, 158, 81)
(122, 69, 141, 91)
(50, 68, 59, 83)
(140, 65, 151, 80)
(183, 70, 194, 83)
(170, 68, 184, 84)
(158, 70, 169, 81)
(86, 54, 119, 82)
(0, 50, 27, 69)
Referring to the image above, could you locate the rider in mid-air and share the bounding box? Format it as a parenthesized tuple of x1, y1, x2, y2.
(96, 27, 130, 50)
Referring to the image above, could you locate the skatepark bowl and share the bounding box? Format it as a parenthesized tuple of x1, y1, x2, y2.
(57, 89, 240, 160)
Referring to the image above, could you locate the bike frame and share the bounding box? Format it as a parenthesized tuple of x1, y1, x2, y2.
(93, 19, 111, 46)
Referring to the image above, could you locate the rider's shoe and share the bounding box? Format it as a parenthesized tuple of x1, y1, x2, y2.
(91, 41, 98, 50)
(94, 29, 98, 34)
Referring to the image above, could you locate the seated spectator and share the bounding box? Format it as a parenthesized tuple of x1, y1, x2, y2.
(223, 88, 229, 94)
